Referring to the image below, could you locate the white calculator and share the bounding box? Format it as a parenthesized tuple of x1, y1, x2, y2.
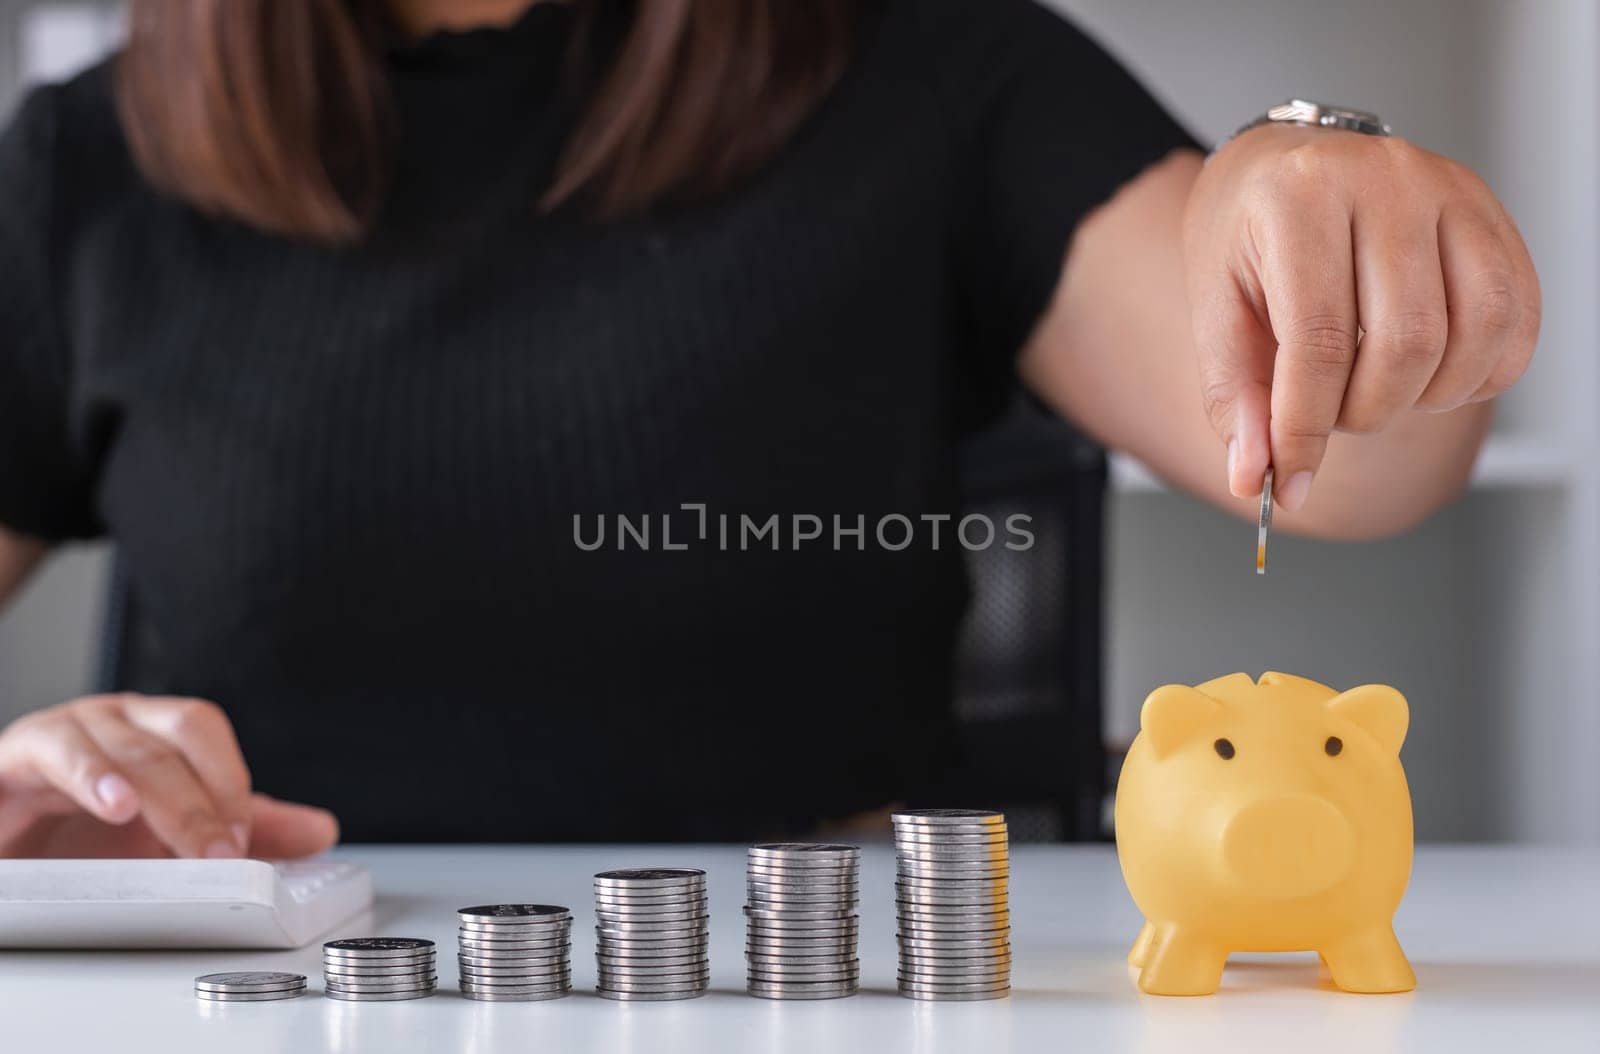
(0, 858, 372, 949)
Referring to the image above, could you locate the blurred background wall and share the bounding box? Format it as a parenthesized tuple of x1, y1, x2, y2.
(0, 0, 1594, 843)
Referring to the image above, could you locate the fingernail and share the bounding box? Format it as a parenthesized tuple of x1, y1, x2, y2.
(95, 773, 135, 812)
(1226, 438, 1240, 494)
(1279, 471, 1314, 513)
(205, 839, 239, 859)
(231, 823, 250, 850)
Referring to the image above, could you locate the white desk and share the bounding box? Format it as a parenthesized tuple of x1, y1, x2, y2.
(2, 845, 1596, 1053)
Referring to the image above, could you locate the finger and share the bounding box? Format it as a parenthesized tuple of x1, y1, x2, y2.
(1261, 203, 1359, 511)
(0, 711, 140, 825)
(1468, 202, 1540, 401)
(75, 709, 237, 859)
(1419, 204, 1525, 411)
(1341, 210, 1448, 432)
(1190, 265, 1275, 499)
(120, 696, 253, 850)
(248, 794, 340, 859)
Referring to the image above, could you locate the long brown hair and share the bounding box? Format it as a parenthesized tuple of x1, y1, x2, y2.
(116, 0, 857, 242)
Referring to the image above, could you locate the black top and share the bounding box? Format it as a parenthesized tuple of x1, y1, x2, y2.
(0, 0, 1194, 840)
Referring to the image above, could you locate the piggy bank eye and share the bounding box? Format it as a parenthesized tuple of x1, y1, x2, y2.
(1325, 736, 1343, 757)
(1213, 738, 1235, 760)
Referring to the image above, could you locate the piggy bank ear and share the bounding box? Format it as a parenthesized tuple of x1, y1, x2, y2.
(1139, 684, 1222, 759)
(1325, 684, 1409, 755)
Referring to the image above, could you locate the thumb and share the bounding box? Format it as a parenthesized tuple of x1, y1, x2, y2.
(246, 793, 339, 859)
(1192, 277, 1274, 499)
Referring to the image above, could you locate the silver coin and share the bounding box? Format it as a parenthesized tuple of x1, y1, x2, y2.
(454, 934, 572, 946)
(458, 973, 572, 988)
(749, 972, 861, 987)
(597, 955, 705, 970)
(595, 978, 707, 991)
(744, 936, 857, 951)
(593, 886, 708, 901)
(457, 904, 570, 922)
(896, 830, 1011, 844)
(746, 917, 859, 931)
(593, 868, 706, 886)
(324, 987, 436, 1002)
(597, 962, 710, 977)
(323, 937, 434, 956)
(742, 906, 854, 920)
(746, 958, 857, 972)
(898, 974, 1014, 989)
(896, 936, 1012, 951)
(900, 949, 1013, 963)
(324, 975, 438, 990)
(458, 923, 573, 938)
(748, 961, 860, 977)
(457, 945, 571, 959)
(896, 812, 1004, 831)
(745, 863, 858, 879)
(744, 864, 859, 878)
(1257, 463, 1274, 574)
(747, 985, 857, 1000)
(460, 988, 570, 1002)
(594, 906, 710, 922)
(194, 971, 307, 992)
(323, 963, 439, 979)
(897, 915, 1012, 930)
(898, 967, 1012, 981)
(747, 979, 858, 995)
(594, 939, 710, 955)
(458, 961, 572, 974)
(592, 893, 707, 908)
(895, 903, 1009, 916)
(595, 988, 707, 1002)
(898, 986, 1010, 1002)
(195, 988, 306, 1002)
(746, 895, 860, 910)
(596, 926, 710, 942)
(895, 883, 1010, 900)
(749, 842, 859, 857)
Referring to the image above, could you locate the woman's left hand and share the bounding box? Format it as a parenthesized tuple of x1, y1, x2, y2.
(1183, 122, 1539, 511)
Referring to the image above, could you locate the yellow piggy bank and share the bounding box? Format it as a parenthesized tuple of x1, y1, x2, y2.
(1114, 672, 1416, 995)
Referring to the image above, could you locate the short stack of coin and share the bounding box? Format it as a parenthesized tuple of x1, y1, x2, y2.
(593, 868, 710, 1001)
(456, 904, 573, 1001)
(194, 971, 306, 1003)
(893, 809, 1012, 1001)
(322, 937, 437, 1001)
(744, 843, 860, 1000)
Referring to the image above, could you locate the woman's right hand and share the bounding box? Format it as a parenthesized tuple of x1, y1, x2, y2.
(0, 694, 338, 859)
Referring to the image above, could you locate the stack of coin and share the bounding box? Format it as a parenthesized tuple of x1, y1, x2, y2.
(744, 843, 860, 1000)
(456, 904, 573, 1001)
(322, 937, 438, 1001)
(593, 868, 710, 1001)
(194, 971, 306, 1002)
(893, 809, 1012, 1001)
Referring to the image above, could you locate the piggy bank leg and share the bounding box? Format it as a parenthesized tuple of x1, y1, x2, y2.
(1320, 926, 1417, 993)
(1128, 920, 1156, 967)
(1134, 924, 1227, 996)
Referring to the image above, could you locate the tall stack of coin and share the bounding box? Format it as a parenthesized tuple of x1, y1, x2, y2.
(893, 809, 1012, 1001)
(322, 937, 438, 1001)
(456, 904, 573, 1001)
(194, 971, 306, 1002)
(744, 843, 860, 999)
(593, 868, 710, 1001)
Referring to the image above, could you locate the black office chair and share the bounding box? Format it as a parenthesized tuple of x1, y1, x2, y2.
(940, 393, 1108, 844)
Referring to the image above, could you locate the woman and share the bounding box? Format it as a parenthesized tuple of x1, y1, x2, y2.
(0, 0, 1538, 855)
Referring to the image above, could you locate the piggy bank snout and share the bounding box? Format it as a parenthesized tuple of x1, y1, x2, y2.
(1218, 794, 1354, 898)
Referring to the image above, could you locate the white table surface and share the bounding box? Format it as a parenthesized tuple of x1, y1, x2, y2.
(3, 844, 1596, 1053)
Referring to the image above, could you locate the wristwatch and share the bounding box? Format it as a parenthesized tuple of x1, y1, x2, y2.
(1225, 99, 1393, 148)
